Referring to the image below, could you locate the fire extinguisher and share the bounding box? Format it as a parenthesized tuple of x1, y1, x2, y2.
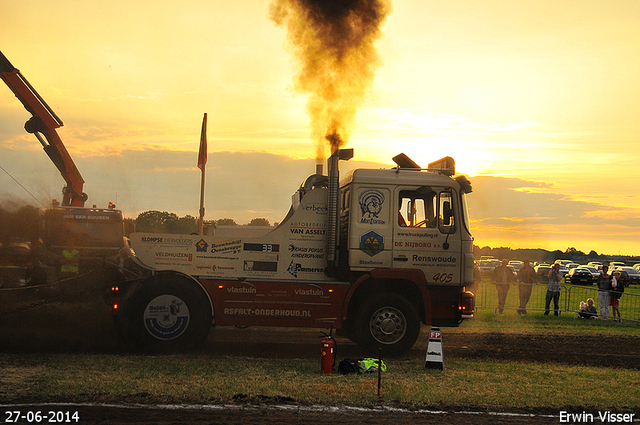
(320, 329, 336, 374)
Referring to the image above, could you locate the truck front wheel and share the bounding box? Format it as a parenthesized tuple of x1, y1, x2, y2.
(355, 293, 420, 356)
(120, 273, 212, 353)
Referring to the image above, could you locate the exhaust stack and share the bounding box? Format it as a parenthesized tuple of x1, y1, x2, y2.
(326, 148, 354, 276)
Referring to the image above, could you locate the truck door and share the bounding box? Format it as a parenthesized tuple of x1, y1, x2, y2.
(392, 187, 461, 285)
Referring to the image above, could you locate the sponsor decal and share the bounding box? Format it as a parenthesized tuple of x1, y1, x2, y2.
(358, 259, 384, 266)
(288, 244, 324, 259)
(294, 288, 324, 296)
(413, 255, 456, 263)
(396, 231, 438, 239)
(358, 189, 385, 224)
(141, 236, 164, 243)
(143, 295, 190, 340)
(195, 264, 236, 272)
(290, 227, 326, 236)
(163, 236, 195, 246)
(244, 260, 278, 272)
(62, 213, 114, 221)
(359, 231, 384, 257)
(224, 307, 311, 318)
(287, 261, 325, 278)
(289, 222, 326, 238)
(155, 252, 193, 262)
(210, 240, 242, 254)
(195, 239, 209, 252)
(227, 286, 257, 294)
(141, 236, 194, 246)
(300, 201, 328, 214)
(403, 242, 432, 248)
(212, 265, 236, 272)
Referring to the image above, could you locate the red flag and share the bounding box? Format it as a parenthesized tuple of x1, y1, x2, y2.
(197, 113, 208, 170)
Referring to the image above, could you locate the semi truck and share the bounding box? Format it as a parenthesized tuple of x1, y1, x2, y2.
(2, 50, 474, 355)
(113, 150, 475, 355)
(0, 51, 125, 281)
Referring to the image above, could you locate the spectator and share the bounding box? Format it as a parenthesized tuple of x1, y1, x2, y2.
(516, 260, 536, 314)
(471, 262, 481, 294)
(578, 298, 598, 319)
(545, 263, 562, 316)
(60, 241, 79, 280)
(492, 259, 515, 314)
(597, 265, 612, 320)
(610, 271, 625, 322)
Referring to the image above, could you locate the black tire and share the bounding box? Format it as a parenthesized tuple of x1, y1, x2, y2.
(354, 293, 420, 356)
(120, 273, 212, 353)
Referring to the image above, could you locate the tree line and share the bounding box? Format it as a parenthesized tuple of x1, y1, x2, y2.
(474, 246, 640, 265)
(128, 210, 276, 234)
(1, 205, 637, 265)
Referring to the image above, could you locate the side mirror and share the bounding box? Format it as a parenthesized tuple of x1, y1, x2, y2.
(442, 201, 453, 226)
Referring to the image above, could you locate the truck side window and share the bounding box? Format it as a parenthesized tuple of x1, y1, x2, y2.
(398, 190, 436, 228)
(439, 191, 455, 233)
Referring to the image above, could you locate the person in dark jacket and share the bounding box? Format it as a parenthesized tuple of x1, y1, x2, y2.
(610, 270, 625, 322)
(597, 266, 612, 320)
(516, 260, 536, 314)
(545, 263, 562, 316)
(492, 259, 515, 314)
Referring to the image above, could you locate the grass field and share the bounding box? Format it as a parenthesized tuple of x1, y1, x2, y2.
(1, 310, 638, 414)
(1, 353, 638, 412)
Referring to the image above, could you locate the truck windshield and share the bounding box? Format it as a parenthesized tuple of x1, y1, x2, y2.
(398, 189, 456, 234)
(459, 193, 472, 236)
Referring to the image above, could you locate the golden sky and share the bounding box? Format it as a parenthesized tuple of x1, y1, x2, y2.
(1, 0, 640, 256)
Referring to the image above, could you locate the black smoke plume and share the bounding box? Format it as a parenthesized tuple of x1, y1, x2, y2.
(270, 0, 391, 157)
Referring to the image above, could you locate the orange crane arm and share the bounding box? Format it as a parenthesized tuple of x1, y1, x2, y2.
(0, 51, 86, 207)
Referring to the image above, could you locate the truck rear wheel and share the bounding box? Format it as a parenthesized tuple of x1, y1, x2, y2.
(355, 293, 420, 356)
(121, 273, 212, 353)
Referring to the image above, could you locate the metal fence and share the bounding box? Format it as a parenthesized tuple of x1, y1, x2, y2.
(474, 282, 640, 323)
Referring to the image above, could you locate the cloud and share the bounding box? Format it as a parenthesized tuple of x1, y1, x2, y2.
(3, 140, 640, 255)
(467, 176, 640, 254)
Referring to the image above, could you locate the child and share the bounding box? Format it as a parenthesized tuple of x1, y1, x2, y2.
(579, 298, 598, 319)
(610, 271, 625, 322)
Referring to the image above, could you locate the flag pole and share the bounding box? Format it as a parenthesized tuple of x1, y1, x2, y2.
(197, 113, 208, 235)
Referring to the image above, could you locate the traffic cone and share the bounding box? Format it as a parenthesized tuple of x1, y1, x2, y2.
(424, 327, 444, 370)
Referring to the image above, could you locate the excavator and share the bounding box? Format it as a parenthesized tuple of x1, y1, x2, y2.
(1, 50, 125, 282)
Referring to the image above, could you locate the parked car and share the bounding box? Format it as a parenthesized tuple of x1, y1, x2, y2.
(615, 267, 640, 285)
(534, 264, 552, 283)
(615, 270, 632, 287)
(609, 261, 626, 270)
(578, 266, 600, 281)
(564, 268, 594, 285)
(479, 259, 501, 275)
(508, 260, 524, 272)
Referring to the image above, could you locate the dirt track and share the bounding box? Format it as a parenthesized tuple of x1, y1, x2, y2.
(1, 287, 638, 424)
